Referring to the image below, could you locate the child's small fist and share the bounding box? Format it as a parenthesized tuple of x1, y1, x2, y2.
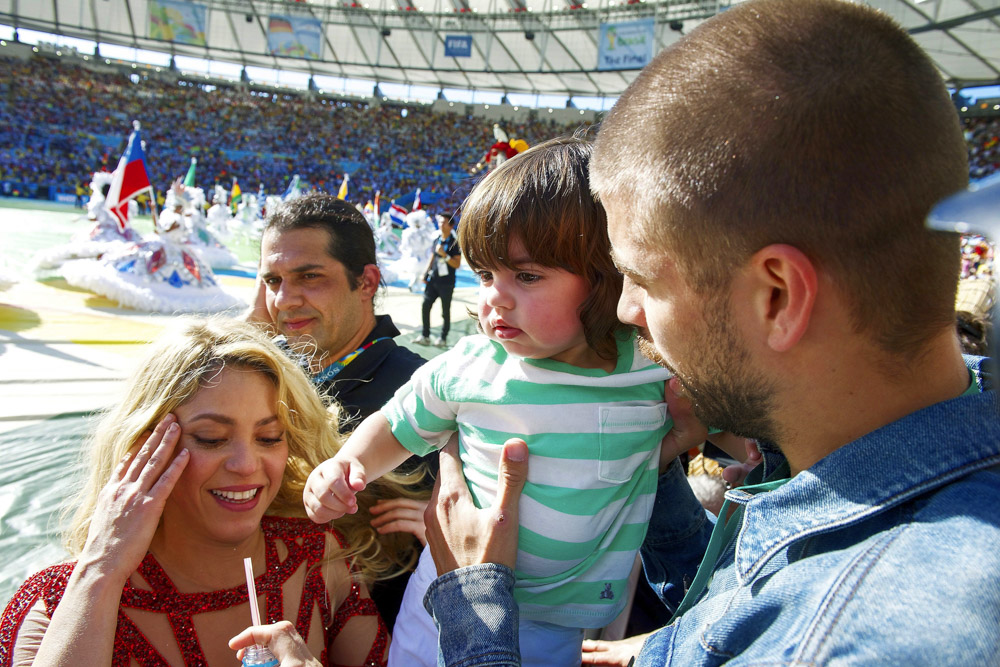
(303, 457, 366, 523)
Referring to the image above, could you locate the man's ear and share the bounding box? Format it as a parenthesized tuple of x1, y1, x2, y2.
(746, 244, 817, 352)
(359, 263, 381, 297)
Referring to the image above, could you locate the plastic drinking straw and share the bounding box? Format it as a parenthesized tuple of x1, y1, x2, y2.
(244, 557, 263, 650)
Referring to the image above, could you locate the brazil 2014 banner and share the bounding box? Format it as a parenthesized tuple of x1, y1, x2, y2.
(149, 0, 207, 46)
(268, 15, 323, 60)
(597, 18, 654, 71)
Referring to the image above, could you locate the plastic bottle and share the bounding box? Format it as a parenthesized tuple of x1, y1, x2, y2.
(241, 644, 279, 667)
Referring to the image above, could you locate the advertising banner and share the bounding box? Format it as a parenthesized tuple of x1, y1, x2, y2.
(268, 15, 323, 60)
(149, 0, 208, 46)
(598, 18, 654, 71)
(444, 35, 473, 58)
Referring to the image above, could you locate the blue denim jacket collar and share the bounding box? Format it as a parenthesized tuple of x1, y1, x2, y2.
(727, 356, 999, 583)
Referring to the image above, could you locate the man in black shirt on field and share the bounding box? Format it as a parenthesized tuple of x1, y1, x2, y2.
(413, 214, 462, 349)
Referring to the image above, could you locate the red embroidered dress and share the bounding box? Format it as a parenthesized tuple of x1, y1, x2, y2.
(0, 517, 388, 667)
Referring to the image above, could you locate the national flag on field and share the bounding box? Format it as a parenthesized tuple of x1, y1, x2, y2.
(337, 173, 350, 200)
(374, 189, 381, 218)
(105, 120, 153, 232)
(183, 157, 197, 187)
(389, 201, 408, 227)
(231, 178, 242, 213)
(412, 188, 421, 211)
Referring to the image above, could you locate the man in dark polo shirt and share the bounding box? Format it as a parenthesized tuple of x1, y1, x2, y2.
(251, 194, 425, 432)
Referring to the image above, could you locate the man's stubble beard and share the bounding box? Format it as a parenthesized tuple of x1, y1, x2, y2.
(636, 313, 782, 445)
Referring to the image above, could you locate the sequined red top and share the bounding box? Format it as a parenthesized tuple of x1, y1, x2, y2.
(0, 516, 388, 667)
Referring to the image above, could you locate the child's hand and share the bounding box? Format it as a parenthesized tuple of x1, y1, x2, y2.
(721, 439, 763, 487)
(303, 456, 368, 523)
(659, 377, 709, 473)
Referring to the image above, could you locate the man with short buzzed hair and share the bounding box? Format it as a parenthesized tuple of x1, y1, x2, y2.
(417, 1, 1000, 665)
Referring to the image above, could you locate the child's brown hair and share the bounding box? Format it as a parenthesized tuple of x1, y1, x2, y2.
(459, 135, 629, 361)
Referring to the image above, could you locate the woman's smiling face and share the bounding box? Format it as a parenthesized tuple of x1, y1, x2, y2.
(161, 366, 288, 546)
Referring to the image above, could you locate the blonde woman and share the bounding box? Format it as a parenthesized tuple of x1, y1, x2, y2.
(0, 318, 421, 666)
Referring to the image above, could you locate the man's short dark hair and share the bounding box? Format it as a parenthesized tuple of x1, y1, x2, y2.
(263, 194, 378, 290)
(592, 0, 969, 356)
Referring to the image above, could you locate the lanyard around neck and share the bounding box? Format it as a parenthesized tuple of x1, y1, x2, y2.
(312, 337, 390, 384)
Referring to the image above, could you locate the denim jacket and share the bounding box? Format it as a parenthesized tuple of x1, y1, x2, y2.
(425, 356, 1000, 666)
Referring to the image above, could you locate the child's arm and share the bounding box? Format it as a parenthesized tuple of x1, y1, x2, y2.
(303, 411, 412, 523)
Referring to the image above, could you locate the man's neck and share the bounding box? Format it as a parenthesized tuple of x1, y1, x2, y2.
(315, 312, 379, 374)
(777, 331, 970, 475)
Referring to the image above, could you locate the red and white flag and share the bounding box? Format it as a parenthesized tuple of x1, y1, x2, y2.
(105, 121, 153, 232)
(389, 202, 408, 227)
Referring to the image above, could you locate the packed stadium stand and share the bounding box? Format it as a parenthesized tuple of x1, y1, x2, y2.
(3, 51, 998, 219)
(0, 53, 593, 215)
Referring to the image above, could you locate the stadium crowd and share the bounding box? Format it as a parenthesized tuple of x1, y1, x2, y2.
(965, 115, 1000, 181)
(0, 54, 586, 214)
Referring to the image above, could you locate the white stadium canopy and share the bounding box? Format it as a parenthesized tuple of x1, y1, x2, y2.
(1, 0, 998, 103)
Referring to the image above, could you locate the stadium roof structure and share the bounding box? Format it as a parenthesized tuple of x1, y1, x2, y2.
(2, 0, 999, 100)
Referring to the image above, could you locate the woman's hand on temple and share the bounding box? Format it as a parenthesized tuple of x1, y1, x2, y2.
(424, 436, 528, 575)
(30, 415, 190, 666)
(230, 621, 322, 667)
(370, 497, 429, 546)
(78, 414, 189, 584)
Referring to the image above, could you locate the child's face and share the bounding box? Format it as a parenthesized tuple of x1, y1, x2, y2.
(477, 238, 602, 368)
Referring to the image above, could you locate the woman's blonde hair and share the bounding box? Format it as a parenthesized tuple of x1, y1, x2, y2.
(64, 317, 422, 583)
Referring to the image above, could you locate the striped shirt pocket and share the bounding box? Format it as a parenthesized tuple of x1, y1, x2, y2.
(598, 404, 668, 483)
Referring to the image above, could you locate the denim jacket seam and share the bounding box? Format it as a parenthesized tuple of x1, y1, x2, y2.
(738, 452, 1000, 580)
(794, 517, 910, 663)
(698, 520, 910, 662)
(449, 651, 521, 667)
(697, 582, 740, 659)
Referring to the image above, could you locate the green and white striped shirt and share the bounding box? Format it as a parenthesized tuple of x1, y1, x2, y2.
(383, 332, 672, 628)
